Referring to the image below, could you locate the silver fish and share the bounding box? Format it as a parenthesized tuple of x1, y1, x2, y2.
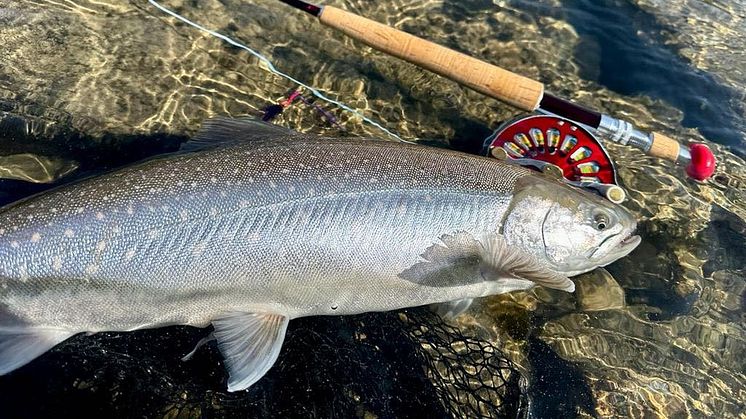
(0, 118, 640, 391)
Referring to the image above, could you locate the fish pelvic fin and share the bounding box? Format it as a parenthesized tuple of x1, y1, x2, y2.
(212, 311, 289, 392)
(431, 298, 474, 319)
(400, 232, 574, 293)
(0, 326, 73, 375)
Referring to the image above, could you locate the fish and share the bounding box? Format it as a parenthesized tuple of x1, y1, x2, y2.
(0, 118, 640, 391)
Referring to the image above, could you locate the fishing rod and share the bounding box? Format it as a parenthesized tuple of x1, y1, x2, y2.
(277, 0, 716, 181)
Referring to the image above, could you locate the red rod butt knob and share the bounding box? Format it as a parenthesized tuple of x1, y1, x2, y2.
(686, 144, 716, 181)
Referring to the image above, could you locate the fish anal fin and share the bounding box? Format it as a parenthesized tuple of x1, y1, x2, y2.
(212, 311, 289, 392)
(0, 327, 73, 375)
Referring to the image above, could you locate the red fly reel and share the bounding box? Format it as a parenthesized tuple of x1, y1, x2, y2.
(485, 115, 618, 184)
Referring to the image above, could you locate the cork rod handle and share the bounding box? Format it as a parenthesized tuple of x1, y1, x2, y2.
(648, 132, 681, 161)
(319, 6, 544, 111)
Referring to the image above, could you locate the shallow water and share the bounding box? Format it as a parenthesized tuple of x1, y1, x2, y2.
(0, 0, 744, 417)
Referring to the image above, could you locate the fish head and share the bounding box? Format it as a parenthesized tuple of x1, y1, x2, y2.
(502, 176, 641, 276)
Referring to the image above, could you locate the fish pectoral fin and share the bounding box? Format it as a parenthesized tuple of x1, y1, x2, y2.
(212, 311, 289, 392)
(399, 231, 574, 293)
(184, 117, 298, 152)
(0, 327, 74, 375)
(431, 298, 474, 319)
(480, 234, 575, 293)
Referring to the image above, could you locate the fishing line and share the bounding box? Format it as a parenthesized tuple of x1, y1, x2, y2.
(147, 0, 409, 143)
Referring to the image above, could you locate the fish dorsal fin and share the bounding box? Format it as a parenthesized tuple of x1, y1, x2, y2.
(400, 232, 575, 293)
(0, 327, 73, 374)
(212, 311, 289, 392)
(182, 117, 299, 152)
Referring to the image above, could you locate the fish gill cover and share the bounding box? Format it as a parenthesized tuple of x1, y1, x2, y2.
(0, 309, 522, 418)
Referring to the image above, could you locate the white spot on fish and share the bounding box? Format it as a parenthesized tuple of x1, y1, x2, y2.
(125, 249, 136, 261)
(64, 229, 75, 238)
(127, 206, 134, 215)
(281, 168, 290, 174)
(10, 241, 19, 248)
(180, 210, 189, 221)
(19, 264, 28, 282)
(52, 256, 62, 271)
(210, 177, 217, 183)
(76, 207, 84, 214)
(96, 241, 107, 252)
(209, 208, 218, 216)
(112, 226, 122, 234)
(192, 240, 207, 256)
(95, 212, 105, 220)
(26, 215, 34, 221)
(269, 181, 277, 189)
(85, 264, 98, 275)
(30, 233, 41, 243)
(147, 230, 159, 239)
(239, 200, 250, 208)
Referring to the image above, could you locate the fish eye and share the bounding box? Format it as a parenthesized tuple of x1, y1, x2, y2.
(594, 213, 610, 230)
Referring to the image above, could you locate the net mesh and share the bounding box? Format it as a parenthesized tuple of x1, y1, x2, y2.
(0, 308, 522, 418)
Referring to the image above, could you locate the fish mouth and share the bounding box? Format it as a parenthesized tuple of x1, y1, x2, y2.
(591, 233, 642, 265)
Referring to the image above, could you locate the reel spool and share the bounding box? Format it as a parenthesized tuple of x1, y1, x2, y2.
(485, 115, 626, 203)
